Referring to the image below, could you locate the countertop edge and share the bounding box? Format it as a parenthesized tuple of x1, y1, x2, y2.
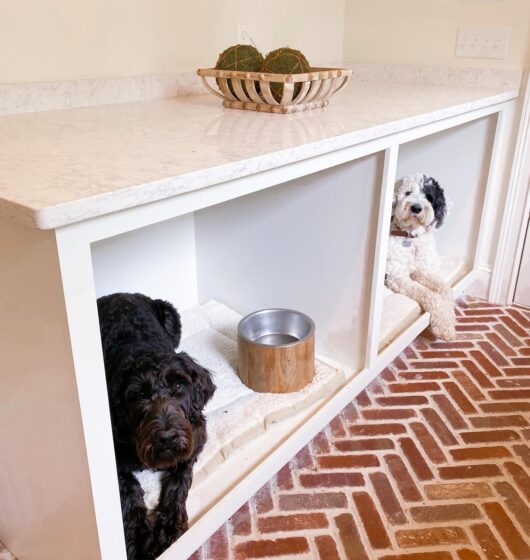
(7, 87, 520, 231)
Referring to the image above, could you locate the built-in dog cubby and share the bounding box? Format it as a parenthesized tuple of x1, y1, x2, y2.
(1, 73, 513, 560)
(397, 115, 497, 266)
(377, 115, 497, 351)
(91, 152, 384, 533)
(90, 115, 498, 552)
(87, 113, 501, 557)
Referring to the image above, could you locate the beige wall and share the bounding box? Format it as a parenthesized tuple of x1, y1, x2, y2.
(344, 0, 530, 69)
(3, 0, 529, 85)
(0, 0, 346, 84)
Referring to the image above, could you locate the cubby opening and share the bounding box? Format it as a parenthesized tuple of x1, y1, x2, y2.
(378, 115, 497, 350)
(91, 151, 384, 525)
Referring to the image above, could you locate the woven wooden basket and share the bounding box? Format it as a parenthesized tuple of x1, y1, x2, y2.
(196, 67, 353, 114)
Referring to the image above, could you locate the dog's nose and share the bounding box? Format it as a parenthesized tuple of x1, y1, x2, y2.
(157, 430, 178, 447)
(410, 204, 422, 214)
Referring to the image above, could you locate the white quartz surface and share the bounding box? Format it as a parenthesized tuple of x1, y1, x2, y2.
(0, 80, 518, 229)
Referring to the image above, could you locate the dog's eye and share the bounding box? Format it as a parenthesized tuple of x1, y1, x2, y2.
(139, 385, 151, 399)
(405, 190, 411, 196)
(126, 385, 150, 401)
(426, 194, 433, 203)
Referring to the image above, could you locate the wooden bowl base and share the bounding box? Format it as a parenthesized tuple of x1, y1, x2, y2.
(223, 99, 329, 114)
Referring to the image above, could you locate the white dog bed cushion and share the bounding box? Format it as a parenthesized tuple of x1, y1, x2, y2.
(180, 301, 345, 483)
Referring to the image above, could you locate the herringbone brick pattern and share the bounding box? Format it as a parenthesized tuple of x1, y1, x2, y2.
(191, 298, 530, 560)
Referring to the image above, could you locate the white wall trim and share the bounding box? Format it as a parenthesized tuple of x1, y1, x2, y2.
(466, 263, 492, 300)
(490, 73, 530, 304)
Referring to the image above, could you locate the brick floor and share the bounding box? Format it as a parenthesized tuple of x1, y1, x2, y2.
(191, 298, 530, 560)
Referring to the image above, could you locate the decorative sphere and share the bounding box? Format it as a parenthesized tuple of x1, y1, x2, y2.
(260, 47, 311, 102)
(215, 44, 263, 98)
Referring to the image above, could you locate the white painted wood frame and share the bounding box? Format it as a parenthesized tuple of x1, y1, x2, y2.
(491, 74, 530, 304)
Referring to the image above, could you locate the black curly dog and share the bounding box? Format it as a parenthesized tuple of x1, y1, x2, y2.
(97, 293, 215, 560)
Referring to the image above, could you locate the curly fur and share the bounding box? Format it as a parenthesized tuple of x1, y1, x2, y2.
(97, 293, 215, 560)
(386, 173, 456, 341)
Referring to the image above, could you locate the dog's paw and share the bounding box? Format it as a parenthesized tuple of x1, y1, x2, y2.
(429, 304, 456, 341)
(430, 320, 456, 341)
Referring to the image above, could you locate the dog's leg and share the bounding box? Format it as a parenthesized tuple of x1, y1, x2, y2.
(151, 462, 193, 556)
(386, 275, 456, 341)
(118, 470, 154, 560)
(410, 269, 453, 299)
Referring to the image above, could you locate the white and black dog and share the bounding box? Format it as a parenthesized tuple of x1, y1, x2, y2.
(385, 173, 456, 341)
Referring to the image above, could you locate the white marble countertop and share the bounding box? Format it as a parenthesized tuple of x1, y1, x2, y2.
(0, 79, 518, 229)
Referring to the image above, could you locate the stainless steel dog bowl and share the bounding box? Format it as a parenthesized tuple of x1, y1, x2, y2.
(237, 309, 315, 393)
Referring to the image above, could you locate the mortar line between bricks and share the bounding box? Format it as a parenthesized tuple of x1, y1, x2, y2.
(344, 484, 376, 560)
(389, 428, 443, 501)
(410, 415, 451, 465)
(320, 510, 346, 560)
(468, 351, 502, 381)
(491, 478, 530, 546)
(452, 364, 487, 401)
(476, 501, 518, 559)
(502, 459, 530, 498)
(427, 393, 467, 447)
(365, 469, 402, 552)
(378, 438, 426, 508)
(224, 506, 232, 560)
(305, 534, 319, 560)
(458, 523, 489, 560)
(270, 478, 280, 513)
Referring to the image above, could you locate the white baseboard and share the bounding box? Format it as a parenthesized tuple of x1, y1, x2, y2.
(465, 264, 491, 300)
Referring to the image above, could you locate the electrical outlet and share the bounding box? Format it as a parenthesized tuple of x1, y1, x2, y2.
(455, 27, 510, 60)
(237, 25, 253, 46)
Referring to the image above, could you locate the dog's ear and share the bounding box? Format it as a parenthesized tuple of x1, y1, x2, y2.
(422, 175, 448, 228)
(392, 178, 403, 213)
(152, 299, 182, 348)
(177, 352, 215, 425)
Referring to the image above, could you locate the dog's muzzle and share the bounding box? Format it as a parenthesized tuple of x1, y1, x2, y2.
(136, 400, 194, 469)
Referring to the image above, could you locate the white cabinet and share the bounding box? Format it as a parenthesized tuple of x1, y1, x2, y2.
(0, 88, 516, 560)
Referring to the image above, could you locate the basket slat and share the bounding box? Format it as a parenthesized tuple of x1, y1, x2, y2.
(245, 79, 263, 104)
(333, 75, 352, 96)
(292, 80, 312, 104)
(200, 76, 226, 100)
(197, 67, 353, 113)
(315, 77, 335, 101)
(231, 78, 251, 103)
(217, 78, 238, 101)
(303, 80, 324, 103)
(260, 81, 279, 106)
(280, 82, 295, 106)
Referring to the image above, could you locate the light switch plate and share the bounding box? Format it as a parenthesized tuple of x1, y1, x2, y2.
(455, 27, 510, 60)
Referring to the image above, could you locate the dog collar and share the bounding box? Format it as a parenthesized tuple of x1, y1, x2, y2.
(390, 218, 437, 239)
(390, 229, 411, 238)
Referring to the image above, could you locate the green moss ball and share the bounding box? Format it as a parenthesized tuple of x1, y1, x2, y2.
(215, 44, 263, 97)
(260, 47, 311, 102)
